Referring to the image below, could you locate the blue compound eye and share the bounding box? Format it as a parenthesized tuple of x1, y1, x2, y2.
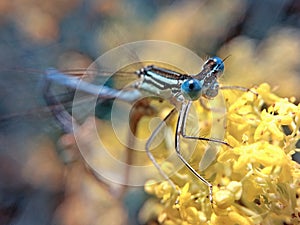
(211, 56, 224, 73)
(181, 79, 203, 101)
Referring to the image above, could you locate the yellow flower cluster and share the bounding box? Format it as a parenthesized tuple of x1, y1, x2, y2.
(144, 83, 300, 225)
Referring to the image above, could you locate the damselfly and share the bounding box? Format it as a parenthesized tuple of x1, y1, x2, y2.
(2, 48, 252, 202)
(41, 55, 246, 203)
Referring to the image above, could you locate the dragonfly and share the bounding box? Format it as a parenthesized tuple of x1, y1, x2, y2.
(1, 48, 253, 202)
(39, 56, 250, 203)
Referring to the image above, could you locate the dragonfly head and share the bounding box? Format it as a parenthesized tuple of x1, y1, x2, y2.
(203, 56, 224, 78)
(181, 78, 204, 101)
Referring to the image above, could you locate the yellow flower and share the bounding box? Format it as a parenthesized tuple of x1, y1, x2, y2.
(144, 83, 300, 225)
(211, 211, 253, 225)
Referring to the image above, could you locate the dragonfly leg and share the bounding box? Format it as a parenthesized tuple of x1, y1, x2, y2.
(220, 85, 258, 96)
(200, 85, 258, 114)
(145, 108, 178, 192)
(174, 102, 227, 203)
(181, 102, 232, 148)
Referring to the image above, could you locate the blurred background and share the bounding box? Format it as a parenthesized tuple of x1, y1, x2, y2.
(0, 0, 299, 224)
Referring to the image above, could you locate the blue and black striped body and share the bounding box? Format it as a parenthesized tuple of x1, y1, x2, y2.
(135, 57, 225, 103)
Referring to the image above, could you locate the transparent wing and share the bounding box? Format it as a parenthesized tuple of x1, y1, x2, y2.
(0, 66, 141, 134)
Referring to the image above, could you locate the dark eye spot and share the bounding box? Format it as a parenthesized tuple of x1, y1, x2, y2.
(181, 78, 203, 101)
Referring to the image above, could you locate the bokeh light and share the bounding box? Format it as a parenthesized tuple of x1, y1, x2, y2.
(0, 1, 299, 225)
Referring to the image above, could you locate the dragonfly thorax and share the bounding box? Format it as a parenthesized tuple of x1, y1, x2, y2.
(135, 56, 224, 102)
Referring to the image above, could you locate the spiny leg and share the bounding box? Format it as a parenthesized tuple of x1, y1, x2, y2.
(181, 101, 232, 148)
(175, 101, 214, 202)
(200, 85, 258, 112)
(220, 85, 258, 96)
(145, 108, 178, 191)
